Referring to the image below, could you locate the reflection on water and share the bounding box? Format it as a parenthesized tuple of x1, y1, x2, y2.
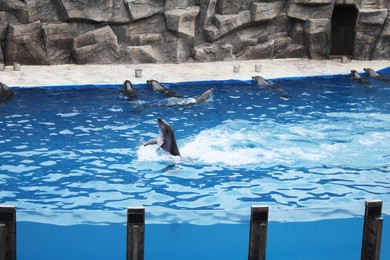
(1, 73, 389, 224)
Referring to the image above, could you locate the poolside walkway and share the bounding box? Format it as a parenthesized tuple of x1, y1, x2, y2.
(1, 58, 389, 87)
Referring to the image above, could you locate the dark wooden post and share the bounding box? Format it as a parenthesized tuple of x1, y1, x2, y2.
(361, 200, 383, 260)
(248, 206, 268, 260)
(127, 207, 145, 260)
(0, 205, 16, 260)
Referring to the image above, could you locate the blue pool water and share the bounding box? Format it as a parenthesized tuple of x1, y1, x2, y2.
(1, 68, 390, 259)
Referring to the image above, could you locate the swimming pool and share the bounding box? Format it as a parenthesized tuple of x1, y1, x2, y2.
(1, 68, 390, 259)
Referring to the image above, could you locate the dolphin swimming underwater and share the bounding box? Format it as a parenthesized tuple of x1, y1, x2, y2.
(363, 68, 390, 82)
(144, 117, 181, 156)
(252, 76, 291, 100)
(350, 70, 368, 84)
(122, 80, 137, 100)
(147, 79, 181, 98)
(0, 82, 14, 103)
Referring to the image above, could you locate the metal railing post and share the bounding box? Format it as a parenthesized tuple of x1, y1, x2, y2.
(248, 206, 268, 260)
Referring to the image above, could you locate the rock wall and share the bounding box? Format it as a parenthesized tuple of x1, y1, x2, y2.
(0, 0, 389, 65)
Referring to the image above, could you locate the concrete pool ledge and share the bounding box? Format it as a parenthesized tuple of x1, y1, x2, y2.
(1, 58, 389, 87)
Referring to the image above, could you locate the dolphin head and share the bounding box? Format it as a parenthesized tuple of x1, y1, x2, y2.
(195, 88, 214, 103)
(122, 80, 137, 100)
(0, 82, 14, 103)
(147, 80, 164, 91)
(351, 70, 360, 78)
(123, 80, 134, 92)
(363, 68, 379, 77)
(252, 76, 268, 86)
(157, 118, 180, 156)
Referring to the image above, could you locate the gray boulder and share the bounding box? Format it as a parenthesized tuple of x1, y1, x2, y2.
(304, 18, 331, 59)
(286, 2, 333, 21)
(353, 32, 377, 60)
(371, 16, 390, 60)
(195, 0, 217, 43)
(43, 22, 78, 64)
(4, 21, 49, 65)
(0, 12, 6, 63)
(237, 41, 275, 60)
(288, 21, 305, 44)
(293, 0, 334, 4)
(165, 0, 196, 10)
(192, 43, 234, 61)
(276, 43, 307, 58)
(165, 7, 200, 61)
(72, 26, 120, 64)
(120, 45, 159, 63)
(204, 10, 251, 41)
(112, 14, 167, 43)
(353, 8, 388, 60)
(216, 0, 241, 15)
(56, 0, 130, 23)
(230, 32, 259, 54)
(0, 12, 8, 40)
(2, 0, 35, 23)
(251, 1, 285, 22)
(126, 0, 164, 21)
(32, 0, 60, 22)
(165, 6, 200, 38)
(355, 8, 388, 36)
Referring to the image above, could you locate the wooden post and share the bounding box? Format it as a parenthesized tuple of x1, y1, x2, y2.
(248, 206, 268, 260)
(127, 207, 145, 260)
(0, 224, 6, 260)
(0, 205, 16, 260)
(361, 200, 383, 260)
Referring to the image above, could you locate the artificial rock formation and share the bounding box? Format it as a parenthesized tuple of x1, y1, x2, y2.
(0, 0, 389, 65)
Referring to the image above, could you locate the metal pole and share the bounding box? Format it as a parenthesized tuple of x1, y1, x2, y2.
(248, 206, 269, 260)
(127, 207, 145, 260)
(361, 200, 383, 260)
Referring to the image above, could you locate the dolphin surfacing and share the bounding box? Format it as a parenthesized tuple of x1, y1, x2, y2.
(350, 70, 368, 84)
(252, 76, 291, 99)
(363, 68, 390, 82)
(122, 80, 137, 100)
(0, 82, 14, 103)
(147, 79, 181, 98)
(195, 88, 214, 103)
(144, 117, 181, 156)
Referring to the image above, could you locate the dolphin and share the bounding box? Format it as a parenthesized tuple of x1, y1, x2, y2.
(195, 88, 214, 103)
(164, 88, 215, 107)
(0, 82, 14, 103)
(252, 76, 291, 100)
(122, 80, 137, 100)
(144, 117, 181, 156)
(350, 70, 368, 84)
(363, 68, 390, 82)
(143, 88, 214, 107)
(147, 79, 181, 98)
